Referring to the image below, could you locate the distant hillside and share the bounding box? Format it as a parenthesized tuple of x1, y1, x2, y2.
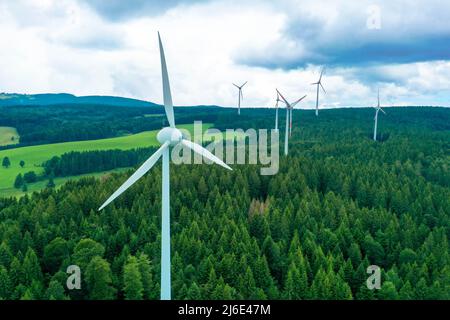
(0, 93, 158, 107)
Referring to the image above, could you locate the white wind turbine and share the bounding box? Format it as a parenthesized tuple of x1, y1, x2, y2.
(274, 91, 282, 132)
(233, 81, 247, 115)
(98, 33, 232, 300)
(373, 89, 386, 141)
(276, 89, 307, 156)
(311, 67, 326, 117)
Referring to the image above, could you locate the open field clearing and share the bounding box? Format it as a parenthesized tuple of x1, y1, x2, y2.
(0, 123, 212, 192)
(0, 168, 131, 198)
(0, 126, 19, 146)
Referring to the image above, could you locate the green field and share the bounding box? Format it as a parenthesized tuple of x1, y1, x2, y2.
(0, 168, 131, 198)
(0, 127, 20, 146)
(0, 123, 212, 193)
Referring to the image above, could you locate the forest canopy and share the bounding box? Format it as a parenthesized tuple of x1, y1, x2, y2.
(0, 106, 448, 300)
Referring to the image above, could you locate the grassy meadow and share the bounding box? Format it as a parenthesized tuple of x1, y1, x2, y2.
(0, 126, 20, 146)
(0, 123, 212, 194)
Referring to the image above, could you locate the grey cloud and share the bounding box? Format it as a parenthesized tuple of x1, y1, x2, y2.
(80, 0, 209, 20)
(237, 0, 450, 69)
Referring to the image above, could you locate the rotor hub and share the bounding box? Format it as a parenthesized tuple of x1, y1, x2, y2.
(157, 127, 183, 146)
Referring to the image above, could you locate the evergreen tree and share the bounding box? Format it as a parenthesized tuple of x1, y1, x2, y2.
(137, 253, 154, 299)
(72, 239, 105, 270)
(22, 248, 43, 286)
(14, 174, 24, 189)
(2, 157, 10, 168)
(0, 242, 12, 267)
(43, 237, 69, 273)
(123, 256, 143, 300)
(85, 257, 116, 300)
(399, 281, 414, 300)
(378, 281, 399, 300)
(0, 266, 11, 299)
(187, 282, 202, 299)
(45, 280, 67, 300)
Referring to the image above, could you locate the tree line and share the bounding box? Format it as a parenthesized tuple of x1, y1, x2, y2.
(0, 104, 221, 147)
(42, 148, 158, 177)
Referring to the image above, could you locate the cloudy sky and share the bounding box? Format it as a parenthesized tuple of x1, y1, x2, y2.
(0, 0, 449, 108)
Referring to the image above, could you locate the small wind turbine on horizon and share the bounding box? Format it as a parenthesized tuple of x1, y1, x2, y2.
(274, 91, 282, 132)
(276, 89, 307, 156)
(233, 81, 247, 115)
(373, 89, 386, 141)
(98, 32, 232, 300)
(312, 67, 326, 116)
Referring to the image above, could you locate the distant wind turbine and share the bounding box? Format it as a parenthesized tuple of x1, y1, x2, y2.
(274, 91, 282, 132)
(233, 81, 247, 115)
(312, 67, 326, 116)
(373, 89, 386, 141)
(98, 32, 232, 300)
(276, 89, 307, 156)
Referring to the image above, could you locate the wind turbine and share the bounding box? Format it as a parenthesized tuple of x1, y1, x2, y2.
(276, 89, 307, 156)
(312, 67, 326, 116)
(233, 81, 247, 115)
(98, 32, 232, 300)
(373, 89, 386, 141)
(274, 91, 282, 132)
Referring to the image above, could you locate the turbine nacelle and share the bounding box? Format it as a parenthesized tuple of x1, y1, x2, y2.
(157, 127, 183, 146)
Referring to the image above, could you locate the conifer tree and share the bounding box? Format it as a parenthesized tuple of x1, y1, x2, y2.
(123, 256, 143, 300)
(85, 257, 116, 300)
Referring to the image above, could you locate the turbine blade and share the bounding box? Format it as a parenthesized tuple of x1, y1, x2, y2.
(377, 89, 380, 107)
(240, 89, 244, 101)
(291, 95, 307, 107)
(98, 142, 170, 211)
(158, 32, 176, 128)
(276, 89, 290, 108)
(232, 83, 239, 89)
(241, 81, 248, 88)
(319, 67, 325, 81)
(380, 107, 386, 114)
(181, 139, 232, 170)
(320, 83, 326, 94)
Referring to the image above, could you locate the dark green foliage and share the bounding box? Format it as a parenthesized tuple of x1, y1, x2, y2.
(45, 280, 68, 300)
(19, 160, 25, 168)
(123, 256, 143, 300)
(43, 238, 69, 273)
(0, 107, 448, 300)
(0, 104, 220, 147)
(85, 257, 116, 300)
(72, 239, 105, 271)
(14, 174, 24, 189)
(23, 171, 37, 183)
(2, 157, 10, 168)
(47, 177, 55, 188)
(43, 148, 157, 177)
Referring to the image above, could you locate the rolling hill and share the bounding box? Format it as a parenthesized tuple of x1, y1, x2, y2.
(0, 93, 158, 107)
(0, 123, 211, 193)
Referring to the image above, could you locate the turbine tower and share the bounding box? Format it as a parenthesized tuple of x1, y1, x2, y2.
(276, 89, 307, 156)
(233, 81, 247, 115)
(373, 89, 386, 141)
(312, 67, 326, 117)
(98, 33, 232, 300)
(274, 91, 282, 132)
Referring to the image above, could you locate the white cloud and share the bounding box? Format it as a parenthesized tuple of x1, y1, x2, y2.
(0, 0, 448, 108)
